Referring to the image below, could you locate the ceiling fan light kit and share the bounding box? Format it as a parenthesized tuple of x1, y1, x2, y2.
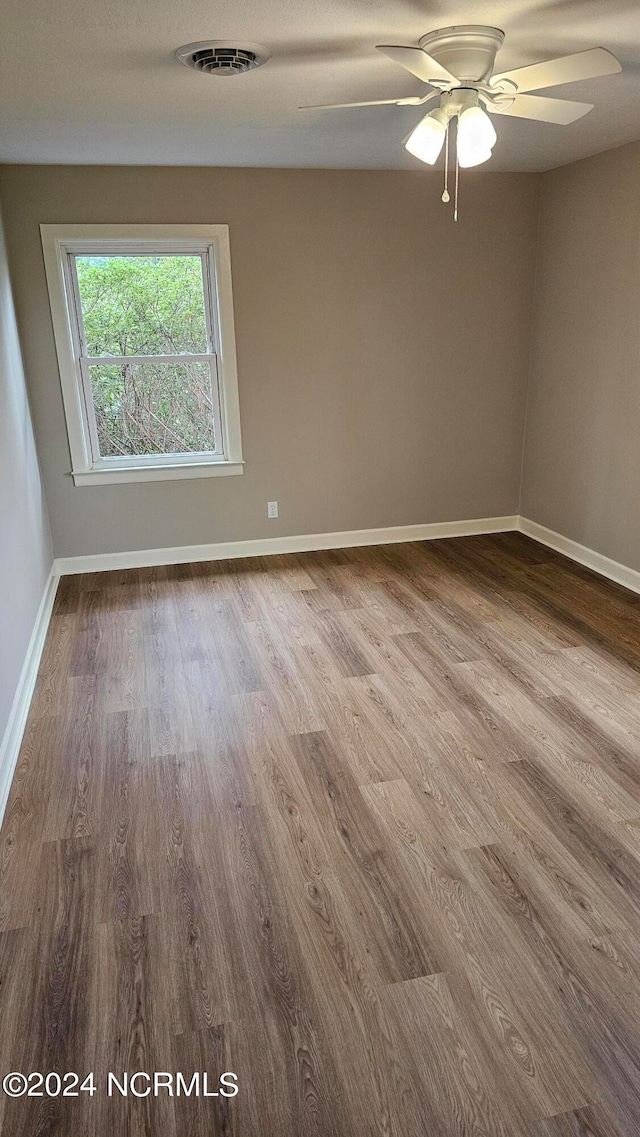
(301, 25, 621, 220)
(457, 104, 497, 167)
(405, 108, 448, 165)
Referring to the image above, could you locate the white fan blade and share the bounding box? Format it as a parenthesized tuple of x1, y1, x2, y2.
(299, 96, 424, 110)
(486, 93, 593, 124)
(376, 45, 458, 86)
(491, 47, 620, 94)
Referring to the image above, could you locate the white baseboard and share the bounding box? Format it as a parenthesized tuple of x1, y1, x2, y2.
(518, 517, 640, 596)
(55, 515, 519, 575)
(55, 515, 640, 597)
(0, 565, 59, 825)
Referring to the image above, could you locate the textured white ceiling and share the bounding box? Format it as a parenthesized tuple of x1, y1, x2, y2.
(0, 0, 638, 170)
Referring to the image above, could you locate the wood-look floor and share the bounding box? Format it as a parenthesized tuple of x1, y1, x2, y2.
(2, 534, 640, 1135)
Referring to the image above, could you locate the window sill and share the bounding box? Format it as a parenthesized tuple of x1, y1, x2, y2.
(71, 460, 245, 486)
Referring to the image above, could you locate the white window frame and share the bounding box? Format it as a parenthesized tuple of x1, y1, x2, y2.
(40, 224, 244, 485)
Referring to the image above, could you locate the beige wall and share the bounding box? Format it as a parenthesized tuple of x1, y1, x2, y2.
(521, 140, 640, 572)
(0, 203, 53, 746)
(0, 165, 540, 558)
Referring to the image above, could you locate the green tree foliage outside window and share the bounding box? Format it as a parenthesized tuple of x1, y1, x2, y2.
(75, 255, 217, 457)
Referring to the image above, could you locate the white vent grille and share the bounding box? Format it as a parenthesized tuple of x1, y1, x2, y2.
(176, 41, 271, 77)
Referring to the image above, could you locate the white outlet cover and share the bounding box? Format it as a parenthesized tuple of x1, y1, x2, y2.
(267, 501, 278, 518)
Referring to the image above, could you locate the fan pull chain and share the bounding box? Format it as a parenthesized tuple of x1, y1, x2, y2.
(454, 146, 460, 222)
(442, 124, 450, 204)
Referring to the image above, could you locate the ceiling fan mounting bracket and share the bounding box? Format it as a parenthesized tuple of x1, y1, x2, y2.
(488, 78, 518, 96)
(418, 26, 505, 83)
(481, 93, 516, 113)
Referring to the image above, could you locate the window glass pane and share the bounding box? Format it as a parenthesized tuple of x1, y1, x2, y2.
(88, 360, 217, 457)
(74, 255, 208, 356)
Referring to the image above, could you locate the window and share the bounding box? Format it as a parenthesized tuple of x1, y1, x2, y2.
(41, 225, 243, 485)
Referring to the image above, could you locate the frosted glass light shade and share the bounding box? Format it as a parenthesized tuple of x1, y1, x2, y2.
(458, 146, 492, 168)
(405, 109, 448, 165)
(457, 106, 497, 168)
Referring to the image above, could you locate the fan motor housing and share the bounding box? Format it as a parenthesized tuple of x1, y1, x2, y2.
(419, 26, 505, 83)
(176, 40, 271, 76)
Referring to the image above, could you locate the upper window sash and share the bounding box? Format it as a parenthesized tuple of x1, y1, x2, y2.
(65, 246, 218, 358)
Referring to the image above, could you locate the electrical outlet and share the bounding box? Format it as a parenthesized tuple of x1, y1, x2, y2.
(267, 501, 278, 519)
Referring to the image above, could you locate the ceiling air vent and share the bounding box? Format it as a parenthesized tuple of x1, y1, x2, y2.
(176, 41, 271, 77)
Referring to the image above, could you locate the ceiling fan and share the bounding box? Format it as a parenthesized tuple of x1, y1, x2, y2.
(300, 26, 621, 216)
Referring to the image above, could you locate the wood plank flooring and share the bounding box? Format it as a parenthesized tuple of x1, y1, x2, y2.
(2, 533, 640, 1135)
